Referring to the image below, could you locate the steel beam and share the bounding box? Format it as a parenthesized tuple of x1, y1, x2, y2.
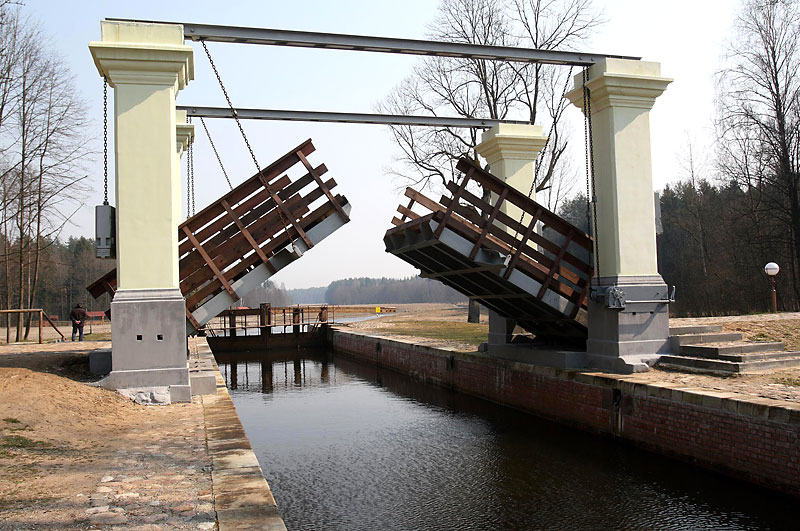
(178, 106, 528, 128)
(108, 19, 639, 66)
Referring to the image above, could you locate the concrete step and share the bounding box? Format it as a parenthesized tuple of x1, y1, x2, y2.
(679, 341, 785, 359)
(657, 354, 800, 375)
(672, 332, 743, 346)
(669, 325, 723, 335)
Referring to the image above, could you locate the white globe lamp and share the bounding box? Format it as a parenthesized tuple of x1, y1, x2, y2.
(764, 262, 779, 312)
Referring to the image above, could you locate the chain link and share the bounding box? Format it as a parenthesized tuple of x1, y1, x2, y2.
(103, 77, 108, 205)
(201, 40, 293, 236)
(189, 116, 196, 216)
(583, 69, 600, 280)
(200, 117, 233, 190)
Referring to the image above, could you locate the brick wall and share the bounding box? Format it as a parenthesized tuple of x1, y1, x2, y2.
(331, 330, 800, 497)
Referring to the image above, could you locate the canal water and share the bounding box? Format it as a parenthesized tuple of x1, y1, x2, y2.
(218, 352, 796, 531)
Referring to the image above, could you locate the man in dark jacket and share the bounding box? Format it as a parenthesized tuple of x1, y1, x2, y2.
(70, 303, 88, 341)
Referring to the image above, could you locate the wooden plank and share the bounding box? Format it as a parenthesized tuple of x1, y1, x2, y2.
(537, 229, 574, 299)
(469, 188, 507, 260)
(186, 196, 346, 310)
(404, 187, 445, 213)
(186, 308, 202, 330)
(399, 197, 416, 222)
(180, 138, 315, 233)
(434, 168, 473, 239)
(445, 182, 592, 276)
(178, 174, 294, 255)
(396, 205, 420, 220)
(220, 199, 277, 275)
(181, 197, 312, 294)
(431, 206, 582, 301)
(391, 217, 404, 226)
(179, 176, 335, 276)
(455, 157, 592, 249)
(503, 209, 541, 279)
(297, 150, 349, 223)
(257, 171, 313, 248)
(181, 225, 239, 300)
(179, 192, 311, 284)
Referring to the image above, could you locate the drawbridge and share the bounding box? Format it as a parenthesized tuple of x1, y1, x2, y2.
(87, 139, 350, 335)
(385, 158, 592, 343)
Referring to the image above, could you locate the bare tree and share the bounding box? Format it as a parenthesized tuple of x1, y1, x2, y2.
(716, 0, 800, 302)
(0, 6, 90, 341)
(380, 0, 601, 204)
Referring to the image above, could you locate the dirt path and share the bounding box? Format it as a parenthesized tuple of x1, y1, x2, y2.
(0, 342, 214, 529)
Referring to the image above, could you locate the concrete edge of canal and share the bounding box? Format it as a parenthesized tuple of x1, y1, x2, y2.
(194, 339, 288, 530)
(329, 328, 800, 498)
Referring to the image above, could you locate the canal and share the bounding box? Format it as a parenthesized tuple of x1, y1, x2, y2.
(218, 351, 796, 531)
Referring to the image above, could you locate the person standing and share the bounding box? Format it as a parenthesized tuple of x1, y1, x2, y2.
(70, 303, 88, 342)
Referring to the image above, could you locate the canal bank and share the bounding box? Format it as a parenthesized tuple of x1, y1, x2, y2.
(329, 328, 800, 498)
(193, 339, 287, 530)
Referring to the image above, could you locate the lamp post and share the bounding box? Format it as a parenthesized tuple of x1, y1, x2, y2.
(764, 262, 780, 313)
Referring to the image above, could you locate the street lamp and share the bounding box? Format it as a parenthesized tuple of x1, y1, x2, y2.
(764, 262, 780, 313)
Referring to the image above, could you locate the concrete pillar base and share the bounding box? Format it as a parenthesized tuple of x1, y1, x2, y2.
(586, 275, 670, 374)
(101, 288, 190, 402)
(488, 309, 515, 346)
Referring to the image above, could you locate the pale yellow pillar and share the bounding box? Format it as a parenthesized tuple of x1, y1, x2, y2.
(564, 58, 673, 373)
(476, 124, 548, 228)
(475, 124, 547, 347)
(565, 58, 671, 279)
(90, 21, 193, 290)
(89, 21, 194, 401)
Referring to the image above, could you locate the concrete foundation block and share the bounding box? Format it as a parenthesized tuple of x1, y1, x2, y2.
(101, 288, 190, 393)
(190, 371, 217, 396)
(89, 349, 112, 376)
(169, 384, 192, 403)
(586, 275, 671, 373)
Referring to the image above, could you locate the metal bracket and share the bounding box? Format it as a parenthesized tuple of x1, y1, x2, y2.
(625, 285, 676, 305)
(590, 286, 626, 310)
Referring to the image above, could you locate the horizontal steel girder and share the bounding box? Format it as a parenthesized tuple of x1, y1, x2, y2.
(177, 106, 528, 128)
(107, 19, 639, 66)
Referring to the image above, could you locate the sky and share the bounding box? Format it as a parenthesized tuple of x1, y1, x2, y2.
(26, 0, 739, 289)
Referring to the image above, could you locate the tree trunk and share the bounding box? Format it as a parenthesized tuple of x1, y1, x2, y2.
(467, 299, 481, 323)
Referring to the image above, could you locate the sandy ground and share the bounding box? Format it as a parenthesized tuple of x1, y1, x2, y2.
(343, 303, 800, 403)
(0, 341, 214, 529)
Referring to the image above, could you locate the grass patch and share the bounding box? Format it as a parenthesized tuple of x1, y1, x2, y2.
(371, 319, 488, 346)
(1, 435, 52, 450)
(2, 418, 21, 424)
(776, 377, 800, 387)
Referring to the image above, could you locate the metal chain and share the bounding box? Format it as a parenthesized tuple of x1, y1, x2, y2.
(201, 40, 293, 236)
(200, 117, 233, 190)
(189, 116, 196, 216)
(583, 68, 600, 279)
(187, 116, 192, 218)
(103, 77, 108, 205)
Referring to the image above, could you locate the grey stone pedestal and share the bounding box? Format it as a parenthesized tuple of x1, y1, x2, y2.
(99, 288, 190, 403)
(586, 275, 670, 373)
(488, 309, 515, 346)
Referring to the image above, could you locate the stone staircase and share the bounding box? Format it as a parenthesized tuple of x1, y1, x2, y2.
(657, 325, 800, 375)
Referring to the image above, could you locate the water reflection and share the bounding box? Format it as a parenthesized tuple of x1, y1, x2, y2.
(218, 350, 796, 531)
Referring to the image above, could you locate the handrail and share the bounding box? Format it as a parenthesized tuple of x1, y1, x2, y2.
(0, 309, 65, 343)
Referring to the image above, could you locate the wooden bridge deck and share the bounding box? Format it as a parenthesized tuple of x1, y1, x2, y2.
(87, 139, 350, 334)
(384, 158, 592, 342)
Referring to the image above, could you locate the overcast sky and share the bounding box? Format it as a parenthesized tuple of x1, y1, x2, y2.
(28, 0, 739, 289)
